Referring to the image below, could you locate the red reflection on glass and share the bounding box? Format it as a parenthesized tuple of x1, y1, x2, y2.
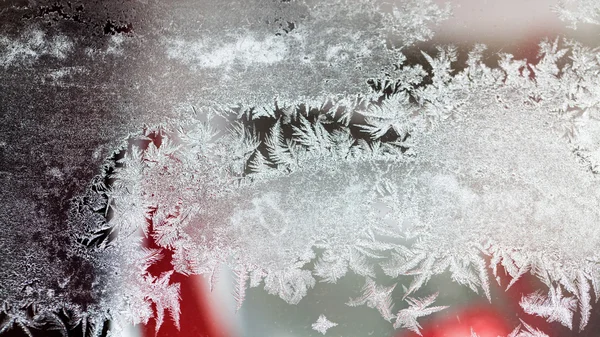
(395, 305, 510, 337)
(141, 223, 230, 337)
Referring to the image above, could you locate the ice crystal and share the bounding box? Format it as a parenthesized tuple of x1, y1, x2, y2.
(520, 286, 577, 330)
(142, 271, 181, 333)
(312, 315, 338, 335)
(160, 0, 450, 107)
(393, 292, 448, 335)
(554, 0, 600, 29)
(507, 320, 550, 337)
(347, 278, 397, 322)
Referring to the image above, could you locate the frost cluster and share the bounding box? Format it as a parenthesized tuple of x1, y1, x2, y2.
(554, 0, 600, 29)
(312, 315, 338, 335)
(82, 38, 600, 336)
(0, 29, 73, 68)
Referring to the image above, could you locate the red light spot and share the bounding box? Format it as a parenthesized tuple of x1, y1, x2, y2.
(396, 305, 509, 337)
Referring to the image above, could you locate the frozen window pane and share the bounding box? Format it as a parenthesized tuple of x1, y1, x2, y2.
(1, 1, 600, 337)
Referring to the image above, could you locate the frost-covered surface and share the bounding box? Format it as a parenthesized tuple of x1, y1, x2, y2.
(1, 0, 600, 337)
(160, 0, 449, 107)
(554, 0, 600, 29)
(93, 38, 600, 336)
(0, 29, 73, 67)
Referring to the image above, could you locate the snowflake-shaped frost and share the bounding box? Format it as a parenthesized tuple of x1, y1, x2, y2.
(393, 292, 448, 335)
(312, 315, 338, 335)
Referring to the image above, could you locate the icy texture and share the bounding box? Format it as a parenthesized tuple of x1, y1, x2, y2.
(86, 38, 600, 335)
(161, 0, 450, 107)
(2, 0, 600, 336)
(347, 278, 398, 322)
(312, 315, 338, 335)
(520, 286, 578, 330)
(0, 29, 73, 67)
(554, 0, 600, 29)
(393, 292, 447, 334)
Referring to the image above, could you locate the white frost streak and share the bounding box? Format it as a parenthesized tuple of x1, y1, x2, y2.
(312, 315, 338, 335)
(553, 0, 600, 29)
(166, 35, 287, 68)
(0, 30, 73, 67)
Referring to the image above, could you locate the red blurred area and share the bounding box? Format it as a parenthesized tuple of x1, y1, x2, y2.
(141, 226, 230, 337)
(140, 273, 229, 337)
(393, 260, 560, 337)
(395, 305, 510, 337)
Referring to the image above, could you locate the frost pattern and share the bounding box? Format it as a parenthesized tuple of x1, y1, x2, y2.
(393, 292, 447, 335)
(4, 1, 600, 336)
(508, 321, 551, 337)
(312, 315, 338, 335)
(77, 36, 600, 335)
(347, 278, 397, 322)
(0, 29, 73, 67)
(471, 321, 551, 337)
(166, 35, 288, 68)
(160, 0, 449, 108)
(553, 0, 600, 29)
(520, 286, 577, 330)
